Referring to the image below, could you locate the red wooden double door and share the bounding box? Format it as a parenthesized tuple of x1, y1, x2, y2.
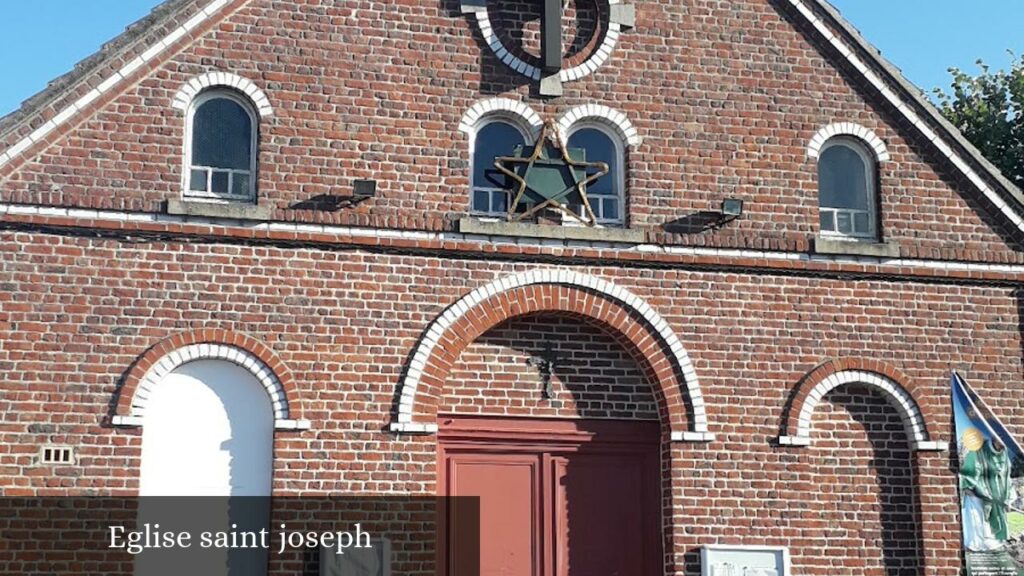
(439, 416, 663, 576)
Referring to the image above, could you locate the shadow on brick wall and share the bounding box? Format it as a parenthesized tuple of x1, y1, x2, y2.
(818, 387, 925, 575)
(441, 0, 534, 97)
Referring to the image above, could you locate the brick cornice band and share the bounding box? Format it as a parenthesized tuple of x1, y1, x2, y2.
(390, 270, 713, 442)
(112, 329, 309, 431)
(778, 359, 947, 452)
(8, 203, 1024, 281)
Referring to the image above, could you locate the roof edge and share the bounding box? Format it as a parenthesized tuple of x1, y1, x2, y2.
(0, 0, 198, 139)
(0, 0, 243, 171)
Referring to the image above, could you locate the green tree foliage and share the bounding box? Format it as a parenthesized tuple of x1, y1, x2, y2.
(934, 54, 1024, 189)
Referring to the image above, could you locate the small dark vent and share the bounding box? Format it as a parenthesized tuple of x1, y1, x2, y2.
(40, 446, 74, 465)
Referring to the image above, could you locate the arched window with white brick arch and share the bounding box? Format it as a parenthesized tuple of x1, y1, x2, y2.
(174, 72, 273, 203)
(817, 137, 878, 238)
(471, 118, 530, 216)
(558, 105, 639, 227)
(184, 90, 259, 202)
(566, 122, 626, 225)
(460, 99, 543, 217)
(809, 124, 889, 240)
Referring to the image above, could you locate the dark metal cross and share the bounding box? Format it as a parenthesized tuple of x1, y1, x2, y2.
(541, 0, 563, 74)
(526, 341, 559, 399)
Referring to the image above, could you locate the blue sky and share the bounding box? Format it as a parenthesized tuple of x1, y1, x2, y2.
(0, 1, 1022, 117)
(829, 0, 1024, 93)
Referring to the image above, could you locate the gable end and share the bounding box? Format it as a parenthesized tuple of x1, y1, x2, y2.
(789, 0, 1024, 234)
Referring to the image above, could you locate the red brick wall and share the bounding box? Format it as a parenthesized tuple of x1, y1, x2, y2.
(806, 387, 921, 576)
(0, 0, 1020, 573)
(442, 315, 659, 420)
(1, 0, 1020, 261)
(0, 229, 1011, 573)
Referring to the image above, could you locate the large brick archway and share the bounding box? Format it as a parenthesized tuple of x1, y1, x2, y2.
(390, 270, 712, 441)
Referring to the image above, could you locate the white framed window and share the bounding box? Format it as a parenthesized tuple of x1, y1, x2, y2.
(817, 137, 877, 239)
(566, 123, 625, 226)
(470, 117, 529, 217)
(183, 90, 258, 202)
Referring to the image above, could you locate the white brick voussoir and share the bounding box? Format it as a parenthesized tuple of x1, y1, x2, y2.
(114, 343, 300, 430)
(784, 369, 939, 451)
(557, 104, 642, 147)
(391, 270, 708, 440)
(459, 98, 543, 138)
(172, 71, 274, 117)
(807, 123, 889, 162)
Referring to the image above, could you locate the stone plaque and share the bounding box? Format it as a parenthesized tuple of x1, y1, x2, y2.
(701, 545, 790, 576)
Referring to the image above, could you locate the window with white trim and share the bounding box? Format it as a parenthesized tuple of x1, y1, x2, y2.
(184, 90, 257, 202)
(471, 118, 528, 216)
(567, 124, 625, 226)
(817, 137, 877, 238)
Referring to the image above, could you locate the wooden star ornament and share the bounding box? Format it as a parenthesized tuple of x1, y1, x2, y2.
(494, 120, 609, 226)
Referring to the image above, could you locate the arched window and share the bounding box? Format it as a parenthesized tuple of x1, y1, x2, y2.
(818, 138, 877, 238)
(567, 124, 625, 225)
(471, 118, 528, 216)
(185, 90, 257, 202)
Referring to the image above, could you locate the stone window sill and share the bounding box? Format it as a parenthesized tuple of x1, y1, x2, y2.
(458, 217, 645, 243)
(813, 235, 900, 258)
(166, 199, 272, 221)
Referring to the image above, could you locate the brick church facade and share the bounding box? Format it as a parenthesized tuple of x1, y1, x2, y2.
(1, 0, 1023, 574)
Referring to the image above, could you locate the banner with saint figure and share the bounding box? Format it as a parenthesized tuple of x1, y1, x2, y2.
(953, 372, 1024, 575)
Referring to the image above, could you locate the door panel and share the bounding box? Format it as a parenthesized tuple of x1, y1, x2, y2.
(552, 453, 652, 576)
(447, 454, 542, 576)
(439, 417, 662, 576)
